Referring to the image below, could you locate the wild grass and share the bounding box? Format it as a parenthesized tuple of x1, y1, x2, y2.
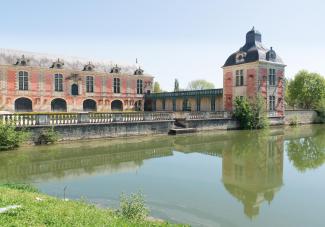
(0, 184, 186, 227)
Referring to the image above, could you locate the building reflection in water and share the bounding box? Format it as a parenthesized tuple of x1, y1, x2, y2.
(222, 134, 284, 218)
(0, 137, 175, 183)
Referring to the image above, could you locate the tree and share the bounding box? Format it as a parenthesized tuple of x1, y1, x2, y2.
(287, 70, 325, 109)
(233, 95, 269, 130)
(174, 79, 180, 92)
(187, 80, 215, 90)
(153, 82, 162, 93)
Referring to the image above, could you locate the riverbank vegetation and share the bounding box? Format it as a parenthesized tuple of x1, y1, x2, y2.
(233, 95, 269, 129)
(0, 184, 184, 227)
(0, 123, 29, 151)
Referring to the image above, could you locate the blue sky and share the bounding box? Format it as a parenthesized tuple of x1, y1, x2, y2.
(0, 0, 324, 90)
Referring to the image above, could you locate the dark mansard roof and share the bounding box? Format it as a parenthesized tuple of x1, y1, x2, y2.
(223, 27, 284, 67)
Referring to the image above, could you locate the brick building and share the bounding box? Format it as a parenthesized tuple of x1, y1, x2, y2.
(223, 27, 286, 116)
(0, 49, 153, 112)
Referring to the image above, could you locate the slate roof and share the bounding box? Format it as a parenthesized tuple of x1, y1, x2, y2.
(0, 48, 140, 74)
(223, 27, 284, 67)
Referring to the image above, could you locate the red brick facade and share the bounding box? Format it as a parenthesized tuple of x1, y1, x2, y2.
(0, 58, 153, 112)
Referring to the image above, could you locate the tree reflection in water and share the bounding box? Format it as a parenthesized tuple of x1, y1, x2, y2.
(286, 129, 325, 172)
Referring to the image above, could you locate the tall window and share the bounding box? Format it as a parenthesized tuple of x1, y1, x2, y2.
(269, 69, 276, 86)
(137, 79, 143, 94)
(86, 76, 94, 93)
(211, 97, 216, 111)
(269, 95, 276, 111)
(113, 78, 120, 93)
(196, 98, 201, 111)
(235, 70, 244, 86)
(18, 71, 28, 90)
(162, 99, 166, 110)
(54, 74, 63, 92)
(172, 99, 176, 111)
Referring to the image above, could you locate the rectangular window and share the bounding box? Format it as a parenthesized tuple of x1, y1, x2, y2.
(269, 95, 276, 111)
(196, 98, 201, 111)
(211, 97, 216, 111)
(54, 74, 63, 92)
(172, 99, 176, 111)
(18, 71, 28, 90)
(137, 79, 143, 94)
(86, 76, 94, 93)
(162, 99, 165, 110)
(269, 69, 276, 86)
(235, 70, 244, 86)
(113, 78, 120, 93)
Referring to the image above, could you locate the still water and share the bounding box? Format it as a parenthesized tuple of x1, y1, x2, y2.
(1, 125, 325, 227)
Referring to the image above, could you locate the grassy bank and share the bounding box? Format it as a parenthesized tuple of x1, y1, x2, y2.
(0, 185, 185, 227)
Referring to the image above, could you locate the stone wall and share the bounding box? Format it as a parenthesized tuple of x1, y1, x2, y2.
(186, 118, 238, 130)
(27, 120, 174, 142)
(284, 110, 318, 124)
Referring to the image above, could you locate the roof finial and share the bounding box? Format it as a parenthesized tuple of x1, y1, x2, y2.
(252, 26, 255, 31)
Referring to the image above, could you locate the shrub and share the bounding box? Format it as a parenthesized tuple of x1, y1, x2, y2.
(0, 122, 29, 151)
(233, 95, 269, 129)
(37, 127, 59, 145)
(289, 115, 299, 126)
(117, 192, 149, 221)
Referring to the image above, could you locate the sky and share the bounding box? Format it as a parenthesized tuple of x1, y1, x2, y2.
(0, 0, 324, 91)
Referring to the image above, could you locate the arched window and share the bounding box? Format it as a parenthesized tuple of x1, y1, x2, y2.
(113, 78, 120, 93)
(86, 76, 94, 93)
(54, 74, 63, 91)
(83, 99, 97, 112)
(18, 71, 28, 90)
(71, 84, 79, 96)
(15, 97, 32, 112)
(51, 98, 67, 112)
(111, 100, 123, 111)
(137, 79, 143, 94)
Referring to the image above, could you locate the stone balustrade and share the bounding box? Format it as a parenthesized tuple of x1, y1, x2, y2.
(0, 111, 230, 127)
(0, 112, 174, 127)
(173, 111, 230, 120)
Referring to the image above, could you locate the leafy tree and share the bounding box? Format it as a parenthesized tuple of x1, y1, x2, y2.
(174, 79, 180, 92)
(187, 79, 215, 90)
(287, 70, 325, 109)
(233, 95, 269, 129)
(153, 82, 162, 93)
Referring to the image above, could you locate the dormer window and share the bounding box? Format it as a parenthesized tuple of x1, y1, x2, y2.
(235, 51, 246, 64)
(110, 65, 121, 74)
(50, 59, 64, 69)
(83, 62, 95, 71)
(14, 55, 29, 66)
(134, 67, 144, 75)
(266, 47, 277, 61)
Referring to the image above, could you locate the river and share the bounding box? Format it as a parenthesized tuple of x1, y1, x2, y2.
(1, 125, 325, 227)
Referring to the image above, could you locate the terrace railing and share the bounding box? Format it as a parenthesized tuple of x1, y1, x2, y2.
(0, 112, 174, 127)
(0, 111, 231, 127)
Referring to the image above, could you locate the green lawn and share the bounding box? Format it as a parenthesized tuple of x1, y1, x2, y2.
(0, 185, 186, 227)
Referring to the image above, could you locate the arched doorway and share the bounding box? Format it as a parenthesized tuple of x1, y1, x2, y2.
(71, 84, 79, 96)
(134, 100, 142, 111)
(51, 98, 67, 112)
(15, 97, 32, 112)
(83, 99, 97, 112)
(111, 100, 123, 111)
